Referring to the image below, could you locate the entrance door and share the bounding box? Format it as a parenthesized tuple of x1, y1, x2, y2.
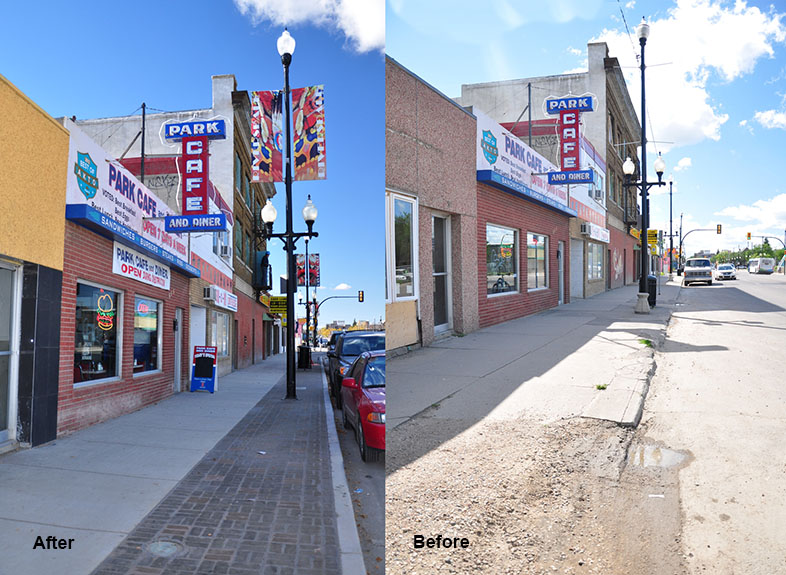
(557, 241, 565, 305)
(190, 305, 207, 377)
(432, 215, 452, 333)
(0, 265, 18, 444)
(174, 307, 183, 393)
(570, 238, 584, 299)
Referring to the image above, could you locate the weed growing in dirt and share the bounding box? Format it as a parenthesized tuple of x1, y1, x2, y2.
(596, 384, 608, 390)
(638, 338, 653, 347)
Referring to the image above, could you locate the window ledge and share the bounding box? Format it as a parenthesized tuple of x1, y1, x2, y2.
(74, 376, 121, 389)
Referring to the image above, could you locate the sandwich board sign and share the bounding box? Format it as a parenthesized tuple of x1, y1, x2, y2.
(190, 346, 218, 393)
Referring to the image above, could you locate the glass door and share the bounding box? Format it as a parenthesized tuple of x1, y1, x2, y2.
(432, 215, 451, 333)
(0, 265, 17, 444)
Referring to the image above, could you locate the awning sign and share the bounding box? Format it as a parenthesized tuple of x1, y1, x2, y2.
(112, 242, 171, 290)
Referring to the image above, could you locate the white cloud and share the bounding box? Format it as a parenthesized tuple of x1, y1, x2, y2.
(625, 1, 636, 9)
(753, 109, 786, 130)
(673, 157, 692, 172)
(716, 193, 786, 228)
(568, 47, 583, 56)
(593, 0, 786, 153)
(334, 282, 352, 290)
(234, 0, 384, 53)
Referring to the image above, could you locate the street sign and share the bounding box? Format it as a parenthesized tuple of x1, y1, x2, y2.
(647, 230, 660, 246)
(269, 296, 287, 314)
(547, 170, 594, 185)
(164, 214, 226, 233)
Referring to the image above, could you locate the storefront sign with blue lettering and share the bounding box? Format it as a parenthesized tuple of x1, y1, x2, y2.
(548, 170, 594, 185)
(545, 96, 595, 114)
(190, 346, 218, 393)
(163, 120, 226, 142)
(164, 214, 227, 234)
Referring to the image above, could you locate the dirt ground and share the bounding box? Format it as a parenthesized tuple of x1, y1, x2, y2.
(386, 413, 688, 575)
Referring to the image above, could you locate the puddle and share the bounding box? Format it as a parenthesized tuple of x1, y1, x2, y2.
(628, 443, 688, 468)
(147, 540, 184, 557)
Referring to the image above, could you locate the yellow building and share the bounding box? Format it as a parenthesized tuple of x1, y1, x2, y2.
(0, 73, 69, 448)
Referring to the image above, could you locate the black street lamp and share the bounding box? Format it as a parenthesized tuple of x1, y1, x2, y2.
(668, 175, 674, 278)
(260, 29, 319, 399)
(622, 17, 666, 314)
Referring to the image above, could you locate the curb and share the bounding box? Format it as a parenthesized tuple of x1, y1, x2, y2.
(321, 368, 366, 574)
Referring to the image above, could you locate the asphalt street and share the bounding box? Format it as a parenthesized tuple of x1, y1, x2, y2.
(639, 271, 786, 574)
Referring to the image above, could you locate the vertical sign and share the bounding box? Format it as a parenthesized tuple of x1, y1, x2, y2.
(559, 110, 579, 171)
(190, 346, 217, 393)
(251, 91, 283, 182)
(291, 85, 326, 181)
(179, 135, 209, 215)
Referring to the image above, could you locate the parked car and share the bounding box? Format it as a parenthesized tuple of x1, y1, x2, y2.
(341, 350, 385, 462)
(714, 263, 736, 281)
(682, 258, 713, 286)
(327, 331, 385, 408)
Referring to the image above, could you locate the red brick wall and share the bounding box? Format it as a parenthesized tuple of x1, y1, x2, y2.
(57, 222, 191, 435)
(608, 224, 638, 287)
(477, 183, 571, 328)
(235, 291, 266, 368)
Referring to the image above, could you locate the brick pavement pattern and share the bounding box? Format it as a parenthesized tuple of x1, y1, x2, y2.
(91, 369, 340, 575)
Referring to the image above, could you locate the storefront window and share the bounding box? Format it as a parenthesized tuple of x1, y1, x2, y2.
(74, 283, 120, 384)
(588, 243, 604, 280)
(393, 198, 415, 298)
(211, 310, 229, 356)
(527, 233, 548, 290)
(487, 224, 518, 294)
(134, 296, 160, 373)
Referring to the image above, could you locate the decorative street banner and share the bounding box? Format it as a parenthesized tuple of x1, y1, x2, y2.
(475, 110, 575, 217)
(291, 85, 326, 181)
(112, 242, 171, 289)
(178, 135, 209, 215)
(296, 253, 321, 287)
(190, 346, 217, 393)
(251, 91, 283, 182)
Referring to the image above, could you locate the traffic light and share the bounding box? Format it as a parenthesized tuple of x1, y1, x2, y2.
(716, 224, 722, 234)
(747, 232, 752, 240)
(358, 290, 364, 303)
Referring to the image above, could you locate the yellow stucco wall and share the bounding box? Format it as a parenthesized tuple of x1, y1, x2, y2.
(385, 300, 419, 351)
(0, 74, 68, 271)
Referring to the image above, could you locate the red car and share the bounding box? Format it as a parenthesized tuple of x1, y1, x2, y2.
(341, 350, 385, 462)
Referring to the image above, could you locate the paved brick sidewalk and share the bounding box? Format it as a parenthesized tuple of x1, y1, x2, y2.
(91, 367, 340, 575)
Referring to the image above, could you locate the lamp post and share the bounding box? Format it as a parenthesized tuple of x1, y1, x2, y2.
(260, 29, 319, 399)
(622, 17, 666, 314)
(668, 175, 674, 280)
(304, 238, 311, 351)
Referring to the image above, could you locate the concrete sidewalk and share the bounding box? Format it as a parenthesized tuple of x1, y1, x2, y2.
(389, 278, 682, 431)
(0, 354, 362, 575)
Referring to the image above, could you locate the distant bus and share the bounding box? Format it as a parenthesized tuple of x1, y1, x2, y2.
(748, 257, 775, 274)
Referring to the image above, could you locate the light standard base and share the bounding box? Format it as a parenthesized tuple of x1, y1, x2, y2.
(635, 292, 651, 314)
(668, 272, 674, 282)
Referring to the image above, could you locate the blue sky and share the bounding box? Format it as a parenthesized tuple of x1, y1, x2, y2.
(387, 0, 786, 257)
(1, 0, 385, 326)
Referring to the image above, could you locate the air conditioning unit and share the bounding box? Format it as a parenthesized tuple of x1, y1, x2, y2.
(580, 223, 590, 235)
(594, 189, 603, 201)
(203, 286, 216, 301)
(220, 245, 231, 258)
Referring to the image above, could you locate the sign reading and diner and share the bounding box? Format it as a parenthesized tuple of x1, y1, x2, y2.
(164, 214, 227, 234)
(547, 170, 594, 185)
(112, 242, 171, 289)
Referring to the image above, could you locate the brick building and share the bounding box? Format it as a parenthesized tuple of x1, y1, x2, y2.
(385, 57, 479, 351)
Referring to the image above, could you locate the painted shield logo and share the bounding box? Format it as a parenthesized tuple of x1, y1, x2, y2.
(481, 130, 498, 165)
(75, 152, 98, 200)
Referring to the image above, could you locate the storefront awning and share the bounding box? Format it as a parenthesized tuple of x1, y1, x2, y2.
(477, 170, 578, 218)
(65, 204, 200, 278)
